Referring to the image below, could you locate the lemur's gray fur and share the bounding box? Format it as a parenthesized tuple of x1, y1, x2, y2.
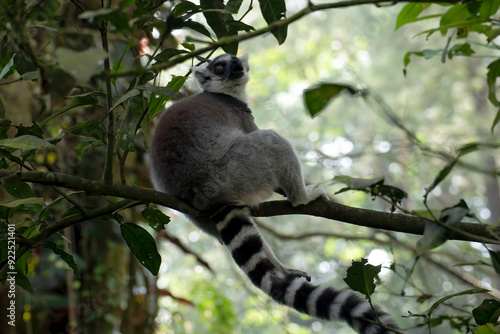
(150, 54, 399, 334)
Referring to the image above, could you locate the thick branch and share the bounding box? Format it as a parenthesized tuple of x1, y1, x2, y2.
(252, 199, 500, 244)
(1, 170, 498, 245)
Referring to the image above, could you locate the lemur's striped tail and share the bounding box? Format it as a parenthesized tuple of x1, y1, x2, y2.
(215, 207, 400, 334)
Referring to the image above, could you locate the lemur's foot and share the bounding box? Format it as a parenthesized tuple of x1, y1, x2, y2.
(305, 184, 328, 202)
(291, 185, 328, 207)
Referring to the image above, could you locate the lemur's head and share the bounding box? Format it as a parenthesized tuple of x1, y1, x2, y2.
(192, 54, 250, 103)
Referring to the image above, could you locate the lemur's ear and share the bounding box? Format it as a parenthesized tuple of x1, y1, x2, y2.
(239, 54, 249, 71)
(191, 66, 211, 87)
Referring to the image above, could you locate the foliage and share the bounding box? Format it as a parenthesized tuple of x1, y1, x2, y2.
(395, 0, 500, 132)
(0, 0, 499, 333)
(343, 258, 381, 298)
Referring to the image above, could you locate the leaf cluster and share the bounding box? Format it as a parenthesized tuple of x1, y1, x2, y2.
(395, 0, 500, 132)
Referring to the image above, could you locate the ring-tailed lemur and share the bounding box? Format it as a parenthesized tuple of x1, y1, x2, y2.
(150, 53, 399, 334)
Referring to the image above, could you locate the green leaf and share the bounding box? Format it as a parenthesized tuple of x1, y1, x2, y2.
(333, 175, 383, 188)
(343, 258, 381, 298)
(154, 48, 189, 63)
(440, 3, 478, 27)
(412, 209, 441, 221)
(21, 220, 40, 239)
(304, 83, 359, 117)
(171, 1, 200, 17)
(447, 43, 475, 59)
(0, 135, 53, 151)
(416, 200, 469, 254)
(395, 3, 430, 30)
(200, 0, 238, 54)
(112, 38, 135, 75)
(14, 52, 36, 76)
(111, 88, 141, 112)
(102, 211, 124, 223)
(21, 71, 39, 81)
(426, 142, 500, 195)
(473, 299, 500, 325)
(0, 95, 5, 119)
(258, 0, 287, 44)
(42, 93, 100, 125)
(226, 0, 243, 14)
(183, 21, 213, 39)
(42, 241, 80, 277)
(403, 49, 442, 68)
(75, 139, 105, 158)
(486, 28, 500, 43)
(333, 176, 406, 208)
(487, 59, 500, 107)
(374, 184, 407, 206)
(15, 123, 43, 138)
(141, 207, 170, 231)
(28, 0, 60, 21)
(457, 142, 480, 156)
(0, 120, 11, 139)
(479, 0, 500, 20)
(78, 8, 117, 20)
(0, 200, 43, 219)
(182, 43, 196, 52)
(0, 54, 15, 80)
(3, 181, 33, 199)
(120, 223, 161, 275)
(425, 158, 457, 198)
(488, 250, 500, 274)
(225, 20, 255, 33)
(67, 120, 105, 141)
(143, 85, 176, 98)
(473, 324, 500, 334)
(0, 158, 8, 169)
(120, 0, 135, 9)
(149, 75, 186, 120)
(0, 197, 45, 208)
(117, 73, 154, 152)
(14, 250, 33, 292)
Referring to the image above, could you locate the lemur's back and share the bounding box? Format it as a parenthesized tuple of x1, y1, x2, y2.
(150, 92, 258, 206)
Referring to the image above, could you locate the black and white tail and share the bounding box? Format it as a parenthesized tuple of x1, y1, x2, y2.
(215, 207, 400, 334)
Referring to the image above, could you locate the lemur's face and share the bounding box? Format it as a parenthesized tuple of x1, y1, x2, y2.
(208, 54, 247, 80)
(192, 53, 250, 102)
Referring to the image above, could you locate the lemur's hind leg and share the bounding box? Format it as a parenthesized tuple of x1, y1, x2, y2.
(220, 129, 324, 206)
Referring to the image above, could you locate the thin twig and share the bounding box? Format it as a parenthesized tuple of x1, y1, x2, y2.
(99, 1, 115, 185)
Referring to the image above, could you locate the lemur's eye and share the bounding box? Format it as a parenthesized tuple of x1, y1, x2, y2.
(215, 64, 223, 71)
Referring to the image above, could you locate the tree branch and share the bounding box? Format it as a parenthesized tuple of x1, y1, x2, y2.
(0, 198, 137, 279)
(99, 1, 115, 185)
(100, 0, 461, 79)
(252, 199, 500, 244)
(1, 170, 498, 245)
